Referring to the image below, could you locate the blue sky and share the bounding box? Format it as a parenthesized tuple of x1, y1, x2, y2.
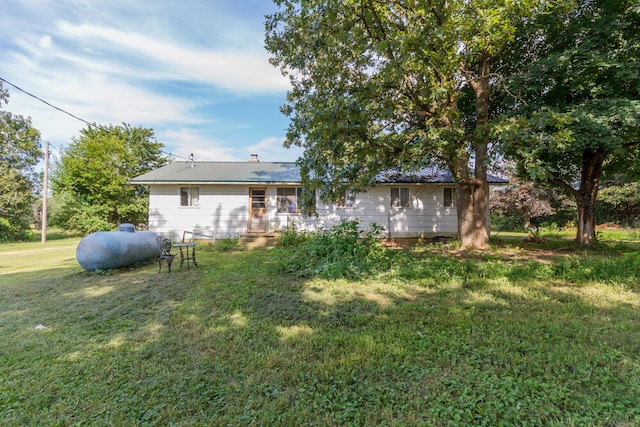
(0, 0, 304, 164)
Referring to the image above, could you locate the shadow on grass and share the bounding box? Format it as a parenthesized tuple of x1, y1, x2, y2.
(2, 247, 640, 425)
(145, 249, 640, 425)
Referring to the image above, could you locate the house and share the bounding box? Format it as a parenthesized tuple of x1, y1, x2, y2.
(130, 156, 507, 240)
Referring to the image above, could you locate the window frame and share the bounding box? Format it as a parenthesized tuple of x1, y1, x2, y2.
(443, 187, 456, 208)
(391, 187, 410, 208)
(277, 187, 303, 214)
(336, 189, 356, 208)
(180, 186, 200, 207)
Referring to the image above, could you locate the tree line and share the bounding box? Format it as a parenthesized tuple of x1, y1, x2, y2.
(0, 84, 167, 240)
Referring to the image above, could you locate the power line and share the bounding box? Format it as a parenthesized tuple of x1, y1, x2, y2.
(1, 76, 190, 161)
(0, 76, 94, 126)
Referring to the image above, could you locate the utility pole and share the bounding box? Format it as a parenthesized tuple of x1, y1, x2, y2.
(41, 140, 49, 244)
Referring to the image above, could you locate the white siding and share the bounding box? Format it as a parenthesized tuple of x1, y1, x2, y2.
(148, 184, 249, 240)
(287, 185, 458, 238)
(147, 183, 458, 240)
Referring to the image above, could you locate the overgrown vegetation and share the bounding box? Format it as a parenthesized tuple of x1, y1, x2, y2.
(275, 220, 392, 278)
(1, 232, 639, 425)
(597, 181, 640, 228)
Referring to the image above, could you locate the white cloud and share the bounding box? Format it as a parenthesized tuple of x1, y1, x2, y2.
(160, 128, 239, 162)
(159, 131, 303, 163)
(246, 137, 304, 162)
(0, 0, 296, 165)
(54, 21, 289, 94)
(38, 35, 52, 49)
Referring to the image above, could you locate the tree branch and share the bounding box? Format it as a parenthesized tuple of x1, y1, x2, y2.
(551, 178, 577, 198)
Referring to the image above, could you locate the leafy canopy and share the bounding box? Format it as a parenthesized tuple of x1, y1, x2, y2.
(266, 0, 544, 194)
(266, 0, 546, 250)
(493, 0, 640, 243)
(0, 83, 43, 241)
(51, 123, 168, 232)
(496, 0, 640, 188)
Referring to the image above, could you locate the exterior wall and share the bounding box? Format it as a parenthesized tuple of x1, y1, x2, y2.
(288, 185, 458, 238)
(148, 184, 249, 240)
(147, 183, 458, 240)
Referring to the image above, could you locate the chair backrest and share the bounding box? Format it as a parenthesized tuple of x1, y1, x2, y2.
(156, 235, 173, 256)
(182, 229, 216, 244)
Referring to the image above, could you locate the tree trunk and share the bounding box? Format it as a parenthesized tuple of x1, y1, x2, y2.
(576, 192, 597, 244)
(456, 56, 491, 250)
(456, 178, 490, 250)
(469, 147, 490, 249)
(523, 209, 531, 230)
(574, 148, 604, 244)
(456, 181, 475, 247)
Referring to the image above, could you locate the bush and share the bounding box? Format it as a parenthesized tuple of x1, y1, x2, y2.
(276, 224, 311, 247)
(274, 219, 393, 279)
(0, 217, 34, 242)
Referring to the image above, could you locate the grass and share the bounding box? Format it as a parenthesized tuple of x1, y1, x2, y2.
(1, 233, 639, 425)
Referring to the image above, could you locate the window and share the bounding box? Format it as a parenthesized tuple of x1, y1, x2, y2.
(336, 190, 356, 208)
(277, 187, 302, 213)
(391, 187, 410, 208)
(180, 187, 199, 207)
(444, 187, 455, 207)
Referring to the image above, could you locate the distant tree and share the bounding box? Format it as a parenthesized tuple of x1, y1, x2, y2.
(495, 0, 640, 244)
(50, 124, 168, 233)
(490, 177, 575, 231)
(597, 178, 640, 227)
(266, 0, 548, 250)
(0, 83, 43, 241)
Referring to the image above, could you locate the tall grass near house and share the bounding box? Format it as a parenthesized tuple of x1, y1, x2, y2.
(275, 219, 393, 278)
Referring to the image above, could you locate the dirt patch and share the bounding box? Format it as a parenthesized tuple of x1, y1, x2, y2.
(381, 236, 454, 248)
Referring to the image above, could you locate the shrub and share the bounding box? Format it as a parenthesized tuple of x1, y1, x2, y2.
(274, 219, 392, 279)
(276, 224, 310, 247)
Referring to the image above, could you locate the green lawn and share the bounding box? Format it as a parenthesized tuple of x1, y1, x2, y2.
(1, 234, 639, 425)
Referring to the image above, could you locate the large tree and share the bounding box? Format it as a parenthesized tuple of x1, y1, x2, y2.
(266, 0, 546, 249)
(51, 123, 168, 233)
(495, 0, 640, 244)
(0, 82, 43, 241)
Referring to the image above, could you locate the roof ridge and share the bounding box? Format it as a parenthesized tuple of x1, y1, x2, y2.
(172, 160, 297, 164)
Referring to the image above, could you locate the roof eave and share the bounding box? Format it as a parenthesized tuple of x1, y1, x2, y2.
(130, 180, 303, 185)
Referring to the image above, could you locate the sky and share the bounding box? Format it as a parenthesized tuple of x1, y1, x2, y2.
(0, 0, 304, 166)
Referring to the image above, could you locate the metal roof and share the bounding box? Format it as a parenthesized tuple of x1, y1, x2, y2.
(376, 167, 508, 184)
(131, 161, 508, 185)
(131, 162, 302, 184)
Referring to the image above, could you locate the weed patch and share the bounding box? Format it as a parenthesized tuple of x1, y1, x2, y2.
(275, 219, 395, 279)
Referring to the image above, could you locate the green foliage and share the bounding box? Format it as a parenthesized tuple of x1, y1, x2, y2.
(597, 228, 640, 242)
(50, 123, 168, 233)
(265, 1, 549, 248)
(275, 224, 310, 247)
(597, 181, 640, 227)
(495, 0, 640, 243)
(0, 83, 43, 240)
(209, 238, 240, 253)
(275, 219, 391, 278)
(491, 177, 577, 231)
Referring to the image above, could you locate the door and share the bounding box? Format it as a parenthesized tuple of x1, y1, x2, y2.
(248, 188, 268, 232)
